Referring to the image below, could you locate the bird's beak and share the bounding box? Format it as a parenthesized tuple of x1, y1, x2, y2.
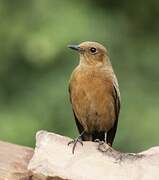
(67, 44, 82, 52)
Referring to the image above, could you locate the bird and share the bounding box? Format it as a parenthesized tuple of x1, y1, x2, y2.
(67, 41, 120, 154)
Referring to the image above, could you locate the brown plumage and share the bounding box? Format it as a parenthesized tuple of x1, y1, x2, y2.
(68, 41, 120, 153)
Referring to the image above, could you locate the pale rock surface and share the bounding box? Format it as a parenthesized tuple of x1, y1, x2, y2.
(28, 130, 159, 180)
(0, 141, 33, 180)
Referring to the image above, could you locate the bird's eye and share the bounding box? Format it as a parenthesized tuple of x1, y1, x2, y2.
(90, 47, 97, 54)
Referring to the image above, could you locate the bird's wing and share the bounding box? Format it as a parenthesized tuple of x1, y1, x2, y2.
(68, 85, 84, 135)
(113, 73, 121, 102)
(106, 75, 120, 145)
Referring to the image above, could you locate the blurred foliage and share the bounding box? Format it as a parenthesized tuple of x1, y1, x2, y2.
(0, 0, 159, 152)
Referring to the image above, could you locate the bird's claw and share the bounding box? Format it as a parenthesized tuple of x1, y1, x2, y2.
(68, 138, 83, 154)
(98, 143, 112, 152)
(94, 139, 112, 152)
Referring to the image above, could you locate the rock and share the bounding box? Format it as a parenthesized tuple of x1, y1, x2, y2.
(28, 130, 159, 180)
(0, 141, 33, 179)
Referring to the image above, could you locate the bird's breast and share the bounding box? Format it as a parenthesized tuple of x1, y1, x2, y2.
(70, 67, 116, 132)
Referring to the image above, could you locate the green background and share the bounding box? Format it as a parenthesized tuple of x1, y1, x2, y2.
(0, 0, 159, 152)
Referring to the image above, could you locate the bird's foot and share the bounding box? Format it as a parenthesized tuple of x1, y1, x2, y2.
(94, 139, 105, 145)
(98, 143, 112, 153)
(68, 137, 83, 154)
(95, 139, 112, 152)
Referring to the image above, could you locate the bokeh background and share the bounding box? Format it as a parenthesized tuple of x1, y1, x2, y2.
(0, 0, 159, 152)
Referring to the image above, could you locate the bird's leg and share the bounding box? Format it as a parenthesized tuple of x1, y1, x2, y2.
(68, 131, 84, 154)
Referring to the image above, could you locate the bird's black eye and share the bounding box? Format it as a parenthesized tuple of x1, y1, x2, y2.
(90, 47, 97, 54)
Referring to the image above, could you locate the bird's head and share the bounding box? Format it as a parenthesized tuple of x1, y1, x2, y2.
(68, 41, 110, 66)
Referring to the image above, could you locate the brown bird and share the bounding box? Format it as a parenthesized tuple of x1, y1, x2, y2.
(68, 41, 120, 153)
